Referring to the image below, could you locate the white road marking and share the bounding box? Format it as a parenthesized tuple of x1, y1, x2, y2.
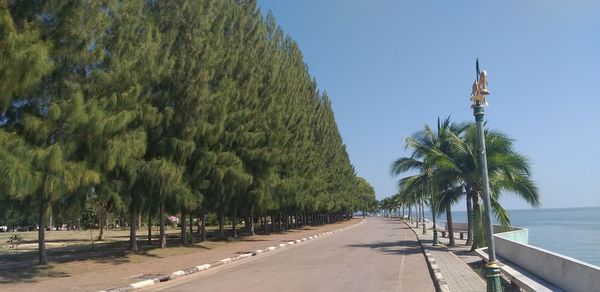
(396, 234, 407, 292)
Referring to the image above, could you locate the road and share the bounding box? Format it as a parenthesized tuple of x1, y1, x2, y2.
(145, 218, 435, 292)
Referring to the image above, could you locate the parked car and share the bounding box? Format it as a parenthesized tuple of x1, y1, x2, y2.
(0, 226, 8, 232)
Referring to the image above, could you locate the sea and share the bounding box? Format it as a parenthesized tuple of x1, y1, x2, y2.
(430, 206, 600, 267)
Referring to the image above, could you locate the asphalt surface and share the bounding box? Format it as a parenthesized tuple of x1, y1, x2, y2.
(145, 218, 435, 292)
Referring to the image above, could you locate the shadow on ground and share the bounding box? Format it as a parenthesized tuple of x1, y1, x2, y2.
(347, 240, 423, 256)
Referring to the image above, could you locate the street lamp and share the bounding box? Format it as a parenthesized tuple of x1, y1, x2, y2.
(470, 59, 501, 292)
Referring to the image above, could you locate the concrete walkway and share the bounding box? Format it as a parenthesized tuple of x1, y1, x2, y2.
(145, 217, 435, 292)
(406, 220, 486, 292)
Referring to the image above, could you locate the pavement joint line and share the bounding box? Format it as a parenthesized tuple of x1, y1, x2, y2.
(101, 219, 364, 292)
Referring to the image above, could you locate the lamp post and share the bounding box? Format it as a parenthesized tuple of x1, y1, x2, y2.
(470, 59, 501, 292)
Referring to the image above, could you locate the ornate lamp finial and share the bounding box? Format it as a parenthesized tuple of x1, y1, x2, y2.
(471, 58, 489, 106)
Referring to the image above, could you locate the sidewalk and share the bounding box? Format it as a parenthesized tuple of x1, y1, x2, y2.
(405, 220, 486, 292)
(1, 219, 361, 292)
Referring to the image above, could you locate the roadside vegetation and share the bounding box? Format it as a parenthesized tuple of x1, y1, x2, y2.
(386, 117, 539, 250)
(0, 0, 378, 267)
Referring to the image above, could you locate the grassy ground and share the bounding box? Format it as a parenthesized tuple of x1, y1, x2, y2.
(0, 225, 238, 283)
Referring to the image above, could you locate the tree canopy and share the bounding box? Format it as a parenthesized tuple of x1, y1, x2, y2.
(0, 0, 368, 265)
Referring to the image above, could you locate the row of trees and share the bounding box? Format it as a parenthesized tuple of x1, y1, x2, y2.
(388, 117, 539, 250)
(0, 0, 376, 265)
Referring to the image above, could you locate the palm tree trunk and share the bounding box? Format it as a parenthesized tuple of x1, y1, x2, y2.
(432, 202, 438, 244)
(421, 200, 426, 234)
(446, 205, 455, 246)
(466, 190, 473, 245)
(38, 199, 48, 265)
(415, 202, 420, 227)
(471, 194, 485, 251)
(160, 202, 166, 247)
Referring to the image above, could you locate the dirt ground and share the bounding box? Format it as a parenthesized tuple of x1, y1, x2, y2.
(0, 218, 362, 292)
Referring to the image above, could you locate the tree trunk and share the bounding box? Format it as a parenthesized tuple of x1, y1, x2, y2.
(250, 204, 255, 236)
(129, 205, 138, 251)
(432, 205, 438, 243)
(263, 213, 268, 235)
(218, 208, 225, 239)
(232, 204, 238, 238)
(466, 191, 473, 245)
(421, 201, 426, 234)
(38, 200, 48, 265)
(160, 202, 166, 248)
(180, 210, 187, 245)
(147, 211, 152, 246)
(471, 194, 485, 251)
(197, 213, 202, 233)
(98, 207, 106, 241)
(446, 205, 455, 246)
(278, 211, 282, 231)
(189, 215, 193, 236)
(200, 210, 206, 242)
(415, 202, 420, 228)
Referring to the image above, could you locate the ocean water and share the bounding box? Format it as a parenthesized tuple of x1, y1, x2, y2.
(429, 206, 600, 267)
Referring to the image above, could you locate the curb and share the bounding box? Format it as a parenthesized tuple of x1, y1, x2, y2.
(100, 219, 364, 292)
(402, 220, 451, 292)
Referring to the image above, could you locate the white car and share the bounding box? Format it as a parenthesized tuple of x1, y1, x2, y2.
(0, 226, 8, 232)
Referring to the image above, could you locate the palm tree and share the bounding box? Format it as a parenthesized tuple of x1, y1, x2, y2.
(392, 117, 467, 245)
(432, 123, 539, 250)
(392, 117, 538, 250)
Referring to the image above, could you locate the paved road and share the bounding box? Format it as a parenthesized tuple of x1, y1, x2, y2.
(146, 218, 435, 292)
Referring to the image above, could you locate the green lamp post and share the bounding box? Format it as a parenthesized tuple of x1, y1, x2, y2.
(470, 59, 502, 292)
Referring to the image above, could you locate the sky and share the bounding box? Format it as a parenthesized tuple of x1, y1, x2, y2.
(257, 0, 600, 210)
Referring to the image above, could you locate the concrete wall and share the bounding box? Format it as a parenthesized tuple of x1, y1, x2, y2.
(493, 225, 528, 244)
(445, 223, 528, 244)
(495, 235, 600, 292)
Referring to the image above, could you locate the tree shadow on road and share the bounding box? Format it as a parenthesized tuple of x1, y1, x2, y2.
(346, 240, 424, 256)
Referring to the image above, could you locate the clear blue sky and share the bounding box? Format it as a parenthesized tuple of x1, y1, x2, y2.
(257, 0, 600, 210)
